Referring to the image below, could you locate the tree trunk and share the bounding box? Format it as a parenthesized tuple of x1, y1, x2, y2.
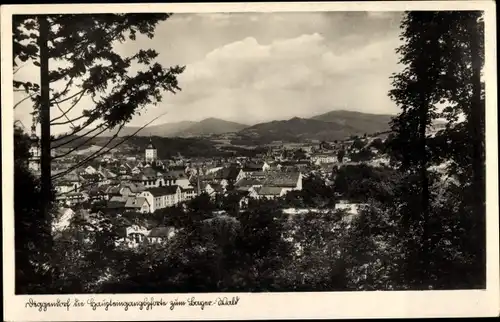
(38, 16, 52, 244)
(468, 14, 486, 285)
(419, 99, 430, 288)
(469, 16, 485, 212)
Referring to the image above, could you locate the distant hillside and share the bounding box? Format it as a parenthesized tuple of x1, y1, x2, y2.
(311, 110, 394, 134)
(176, 118, 248, 137)
(236, 117, 362, 144)
(96, 118, 247, 138)
(98, 120, 196, 138)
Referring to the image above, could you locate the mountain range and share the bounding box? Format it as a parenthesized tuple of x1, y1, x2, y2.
(98, 118, 247, 138)
(95, 110, 395, 143)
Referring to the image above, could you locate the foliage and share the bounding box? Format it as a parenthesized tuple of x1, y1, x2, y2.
(14, 126, 54, 294)
(333, 164, 401, 203)
(13, 14, 184, 177)
(349, 147, 375, 162)
(283, 174, 336, 208)
(350, 137, 365, 150)
(275, 211, 349, 291)
(336, 148, 346, 163)
(384, 11, 486, 288)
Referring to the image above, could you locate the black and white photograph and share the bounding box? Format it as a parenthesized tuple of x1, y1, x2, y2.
(2, 1, 499, 320)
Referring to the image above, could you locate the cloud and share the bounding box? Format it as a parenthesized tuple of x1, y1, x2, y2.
(166, 30, 402, 124)
(168, 29, 398, 120)
(13, 12, 404, 132)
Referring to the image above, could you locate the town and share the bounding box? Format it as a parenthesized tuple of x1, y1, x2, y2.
(26, 131, 396, 248)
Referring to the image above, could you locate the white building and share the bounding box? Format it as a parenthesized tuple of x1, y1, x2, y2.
(145, 138, 157, 162)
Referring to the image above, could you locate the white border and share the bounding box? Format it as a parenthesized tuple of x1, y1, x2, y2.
(2, 2, 499, 320)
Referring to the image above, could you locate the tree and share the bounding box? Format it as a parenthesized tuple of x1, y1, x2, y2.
(370, 138, 384, 151)
(388, 12, 448, 287)
(351, 137, 365, 150)
(276, 211, 349, 291)
(292, 148, 307, 160)
(14, 125, 55, 293)
(431, 12, 486, 285)
(350, 147, 375, 162)
(13, 14, 185, 228)
(336, 148, 346, 163)
(388, 11, 485, 288)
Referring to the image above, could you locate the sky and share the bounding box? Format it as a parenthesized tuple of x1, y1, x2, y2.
(14, 11, 405, 134)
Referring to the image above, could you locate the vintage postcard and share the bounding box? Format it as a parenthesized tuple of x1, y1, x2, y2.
(1, 1, 499, 320)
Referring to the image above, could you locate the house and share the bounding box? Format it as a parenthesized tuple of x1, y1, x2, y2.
(117, 225, 177, 248)
(131, 167, 165, 188)
(165, 170, 191, 188)
(181, 186, 196, 201)
(211, 166, 242, 184)
(84, 165, 97, 175)
(311, 154, 337, 165)
(277, 160, 311, 172)
(140, 185, 183, 213)
(124, 196, 151, 213)
(263, 172, 303, 194)
(206, 166, 224, 174)
(88, 184, 110, 201)
(203, 182, 225, 197)
(54, 171, 82, 194)
(234, 178, 263, 192)
(119, 182, 146, 196)
(52, 207, 76, 232)
(242, 161, 270, 173)
(118, 225, 150, 247)
(99, 168, 117, 180)
(56, 191, 89, 206)
(244, 171, 267, 179)
(147, 226, 176, 244)
(251, 186, 286, 199)
(239, 195, 250, 209)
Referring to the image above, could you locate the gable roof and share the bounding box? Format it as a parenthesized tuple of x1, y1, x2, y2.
(147, 185, 180, 197)
(125, 196, 148, 208)
(235, 178, 262, 187)
(256, 186, 283, 196)
(148, 226, 176, 237)
(106, 185, 122, 195)
(165, 170, 188, 180)
(181, 186, 195, 192)
(263, 172, 301, 188)
(120, 182, 146, 193)
(213, 166, 241, 180)
(109, 195, 127, 203)
(107, 200, 126, 209)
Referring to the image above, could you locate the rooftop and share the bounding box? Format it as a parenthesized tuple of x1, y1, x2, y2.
(147, 185, 180, 197)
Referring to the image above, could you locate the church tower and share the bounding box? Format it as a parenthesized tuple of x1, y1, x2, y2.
(145, 137, 157, 163)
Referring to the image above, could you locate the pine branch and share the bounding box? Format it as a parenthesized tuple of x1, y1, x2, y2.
(14, 92, 36, 109)
(51, 112, 168, 181)
(50, 75, 75, 102)
(51, 120, 97, 143)
(53, 173, 122, 197)
(53, 101, 77, 128)
(51, 122, 126, 181)
(51, 124, 105, 150)
(50, 114, 86, 126)
(50, 91, 86, 123)
(51, 124, 115, 160)
(52, 89, 84, 105)
(14, 63, 27, 75)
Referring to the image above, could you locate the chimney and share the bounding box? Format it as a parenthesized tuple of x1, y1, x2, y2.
(197, 166, 201, 195)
